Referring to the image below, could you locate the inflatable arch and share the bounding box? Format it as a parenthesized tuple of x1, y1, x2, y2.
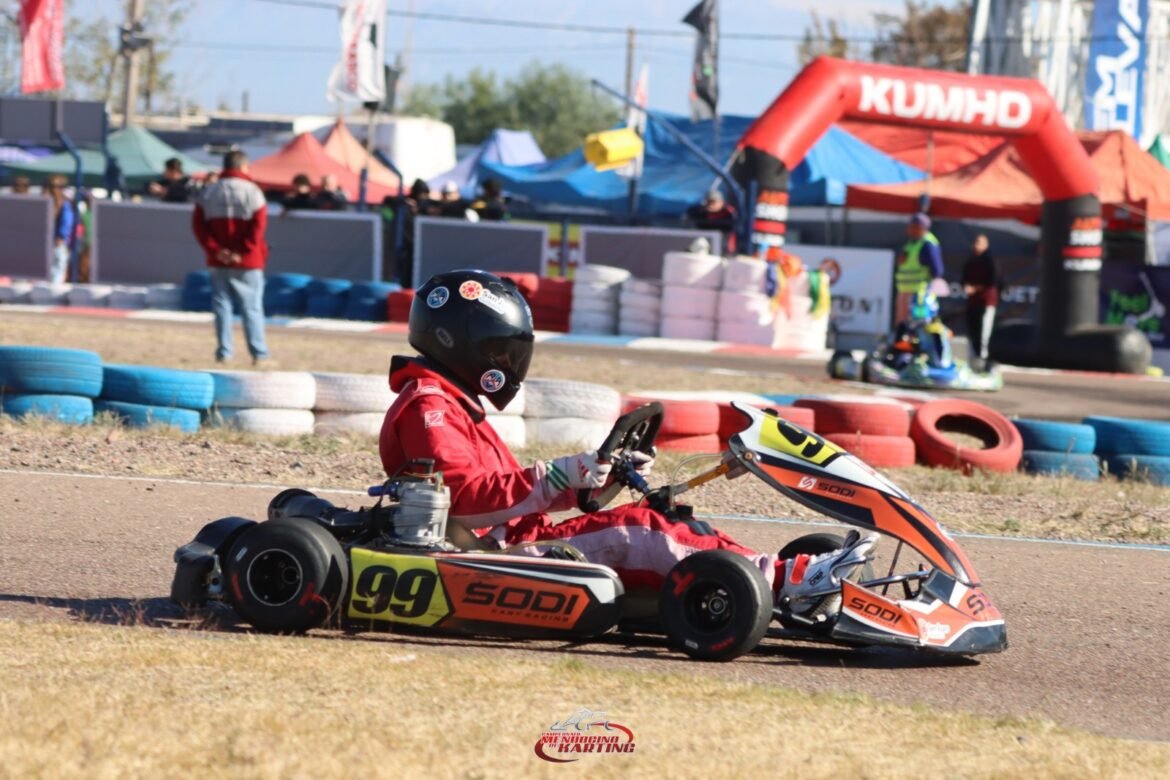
(731, 57, 1149, 374)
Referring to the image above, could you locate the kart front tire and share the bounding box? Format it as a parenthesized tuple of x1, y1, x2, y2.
(224, 518, 348, 633)
(660, 550, 772, 662)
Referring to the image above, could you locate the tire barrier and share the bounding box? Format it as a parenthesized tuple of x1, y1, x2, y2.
(657, 433, 723, 453)
(211, 407, 316, 436)
(793, 397, 911, 437)
(263, 273, 314, 317)
(523, 378, 621, 422)
(660, 316, 717, 341)
(0, 346, 103, 397)
(145, 284, 183, 311)
(1102, 454, 1170, 486)
(1012, 419, 1097, 455)
(910, 399, 1023, 474)
(824, 432, 917, 469)
(108, 286, 148, 310)
(1082, 416, 1170, 457)
(310, 372, 395, 413)
(663, 251, 724, 288)
(486, 414, 527, 449)
(313, 411, 385, 438)
(67, 285, 113, 307)
(210, 370, 316, 410)
(181, 271, 213, 312)
(28, 282, 71, 305)
(526, 416, 612, 448)
(570, 266, 627, 335)
(95, 399, 202, 433)
(526, 278, 572, 333)
(1, 393, 93, 424)
(387, 289, 414, 323)
(622, 395, 720, 437)
(344, 281, 400, 321)
(0, 280, 33, 303)
(101, 364, 215, 410)
(305, 278, 354, 320)
(1022, 450, 1101, 481)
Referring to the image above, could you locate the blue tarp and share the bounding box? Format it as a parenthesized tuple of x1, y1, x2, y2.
(478, 114, 925, 215)
(429, 128, 545, 195)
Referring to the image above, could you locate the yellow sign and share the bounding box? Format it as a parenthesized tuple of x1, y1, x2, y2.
(347, 548, 450, 627)
(758, 415, 845, 467)
(584, 128, 644, 171)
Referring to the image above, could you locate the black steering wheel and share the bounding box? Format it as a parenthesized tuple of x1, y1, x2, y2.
(577, 402, 664, 513)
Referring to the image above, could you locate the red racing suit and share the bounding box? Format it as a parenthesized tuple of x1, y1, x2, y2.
(379, 357, 778, 592)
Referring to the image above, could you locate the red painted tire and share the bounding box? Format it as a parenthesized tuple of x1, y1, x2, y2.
(910, 399, 1023, 474)
(823, 433, 916, 469)
(623, 396, 720, 436)
(657, 433, 723, 453)
(794, 397, 910, 436)
(498, 272, 540, 300)
(387, 290, 414, 323)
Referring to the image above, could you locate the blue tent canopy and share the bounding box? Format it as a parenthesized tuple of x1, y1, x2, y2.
(429, 128, 545, 195)
(479, 114, 924, 215)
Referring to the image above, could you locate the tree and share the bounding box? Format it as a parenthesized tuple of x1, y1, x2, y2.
(399, 61, 620, 158)
(797, 12, 854, 66)
(870, 1, 971, 71)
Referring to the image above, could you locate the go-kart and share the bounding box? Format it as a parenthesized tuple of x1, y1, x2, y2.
(171, 402, 1007, 661)
(829, 323, 1003, 392)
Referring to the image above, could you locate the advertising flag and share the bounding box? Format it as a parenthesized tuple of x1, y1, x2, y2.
(19, 0, 65, 95)
(1084, 0, 1149, 139)
(326, 0, 388, 103)
(683, 0, 718, 121)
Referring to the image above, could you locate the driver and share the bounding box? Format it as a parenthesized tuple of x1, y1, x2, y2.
(379, 270, 877, 615)
(894, 285, 953, 370)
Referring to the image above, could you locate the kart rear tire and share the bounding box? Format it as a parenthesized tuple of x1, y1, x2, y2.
(224, 518, 348, 633)
(660, 550, 772, 662)
(776, 533, 845, 561)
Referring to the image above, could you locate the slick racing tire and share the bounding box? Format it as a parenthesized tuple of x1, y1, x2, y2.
(775, 533, 845, 632)
(0, 346, 103, 397)
(911, 399, 1023, 474)
(1013, 419, 1097, 455)
(823, 433, 917, 469)
(660, 550, 773, 662)
(224, 518, 348, 633)
(794, 397, 911, 437)
(1082, 416, 1170, 457)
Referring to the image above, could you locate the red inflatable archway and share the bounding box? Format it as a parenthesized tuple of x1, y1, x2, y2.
(731, 57, 1149, 373)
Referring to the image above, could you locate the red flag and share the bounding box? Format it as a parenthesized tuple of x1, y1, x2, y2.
(19, 0, 66, 95)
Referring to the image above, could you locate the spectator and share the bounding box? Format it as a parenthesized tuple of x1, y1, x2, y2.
(76, 190, 95, 283)
(894, 212, 945, 325)
(283, 173, 317, 211)
(686, 189, 737, 253)
(192, 150, 272, 367)
(44, 175, 76, 284)
(381, 178, 433, 287)
(147, 157, 195, 203)
(10, 176, 31, 194)
(470, 178, 509, 221)
(962, 233, 999, 369)
(438, 180, 467, 218)
(314, 173, 348, 211)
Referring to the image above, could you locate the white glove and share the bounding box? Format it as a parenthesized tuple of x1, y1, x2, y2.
(628, 449, 655, 477)
(547, 452, 612, 491)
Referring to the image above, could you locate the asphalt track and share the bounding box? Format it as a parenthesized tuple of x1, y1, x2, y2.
(2, 470, 1167, 742)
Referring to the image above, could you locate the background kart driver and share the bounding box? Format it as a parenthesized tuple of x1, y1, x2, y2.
(379, 270, 876, 615)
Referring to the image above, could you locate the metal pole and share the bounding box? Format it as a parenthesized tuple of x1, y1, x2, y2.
(360, 107, 376, 212)
(625, 27, 639, 222)
(624, 27, 635, 98)
(120, 0, 146, 128)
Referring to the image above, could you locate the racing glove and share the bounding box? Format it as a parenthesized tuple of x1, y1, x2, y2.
(628, 448, 655, 477)
(546, 452, 612, 491)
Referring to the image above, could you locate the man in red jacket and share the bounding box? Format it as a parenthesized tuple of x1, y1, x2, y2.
(379, 270, 876, 614)
(192, 150, 271, 366)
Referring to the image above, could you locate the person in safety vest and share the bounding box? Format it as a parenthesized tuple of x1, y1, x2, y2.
(379, 269, 878, 617)
(894, 213, 945, 325)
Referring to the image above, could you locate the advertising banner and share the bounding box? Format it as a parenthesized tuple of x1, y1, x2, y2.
(784, 244, 894, 336)
(19, 0, 65, 95)
(326, 0, 388, 104)
(1085, 0, 1149, 139)
(1100, 262, 1169, 347)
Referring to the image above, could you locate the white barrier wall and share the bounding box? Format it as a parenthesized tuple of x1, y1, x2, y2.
(0, 194, 52, 278)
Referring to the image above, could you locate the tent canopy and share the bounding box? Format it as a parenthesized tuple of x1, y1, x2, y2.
(248, 132, 397, 203)
(837, 120, 1005, 175)
(1148, 135, 1170, 170)
(320, 120, 400, 191)
(847, 130, 1170, 222)
(428, 128, 545, 196)
(479, 114, 924, 215)
(2, 126, 210, 188)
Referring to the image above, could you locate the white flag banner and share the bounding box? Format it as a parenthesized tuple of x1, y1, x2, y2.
(618, 64, 649, 179)
(326, 0, 388, 103)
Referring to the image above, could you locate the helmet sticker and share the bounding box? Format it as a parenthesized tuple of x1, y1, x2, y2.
(459, 280, 484, 300)
(435, 327, 454, 348)
(476, 289, 510, 316)
(426, 286, 450, 309)
(480, 369, 506, 394)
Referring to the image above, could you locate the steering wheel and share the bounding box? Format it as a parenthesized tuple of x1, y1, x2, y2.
(577, 402, 664, 513)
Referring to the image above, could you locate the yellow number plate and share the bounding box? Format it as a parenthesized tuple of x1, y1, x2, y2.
(347, 548, 450, 626)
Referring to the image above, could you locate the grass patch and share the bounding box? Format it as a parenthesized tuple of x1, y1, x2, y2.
(1, 620, 1167, 778)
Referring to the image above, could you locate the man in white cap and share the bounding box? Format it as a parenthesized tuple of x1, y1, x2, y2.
(438, 180, 467, 218)
(894, 212, 946, 324)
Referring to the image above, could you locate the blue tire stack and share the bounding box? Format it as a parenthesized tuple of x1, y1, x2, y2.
(1015, 418, 1100, 481)
(94, 364, 215, 433)
(0, 346, 103, 424)
(344, 281, 400, 321)
(181, 271, 213, 312)
(1083, 416, 1170, 486)
(263, 273, 314, 317)
(305, 278, 354, 318)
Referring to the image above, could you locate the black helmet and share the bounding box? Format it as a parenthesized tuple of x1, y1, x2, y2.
(409, 270, 534, 410)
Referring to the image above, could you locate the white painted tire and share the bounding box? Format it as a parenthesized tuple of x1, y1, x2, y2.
(526, 416, 612, 448)
(717, 290, 774, 325)
(214, 408, 316, 436)
(662, 251, 723, 289)
(66, 284, 113, 306)
(28, 282, 71, 305)
(660, 316, 716, 341)
(145, 284, 183, 310)
(619, 306, 661, 327)
(486, 414, 527, 448)
(570, 297, 619, 316)
(210, 370, 317, 410)
(109, 286, 149, 309)
(722, 256, 769, 291)
(481, 383, 526, 416)
(618, 319, 659, 337)
(0, 281, 33, 303)
(575, 265, 631, 285)
(311, 372, 396, 413)
(717, 320, 776, 346)
(314, 411, 384, 437)
(568, 311, 617, 334)
(622, 279, 662, 296)
(524, 378, 622, 421)
(661, 285, 718, 319)
(618, 290, 662, 310)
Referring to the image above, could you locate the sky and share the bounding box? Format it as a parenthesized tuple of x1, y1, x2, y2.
(70, 0, 906, 120)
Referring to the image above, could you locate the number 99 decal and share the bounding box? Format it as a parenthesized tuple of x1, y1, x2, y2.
(758, 416, 845, 467)
(347, 549, 451, 626)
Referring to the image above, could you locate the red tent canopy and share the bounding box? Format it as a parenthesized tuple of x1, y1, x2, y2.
(847, 130, 1170, 222)
(248, 132, 397, 203)
(321, 119, 400, 192)
(837, 120, 1005, 175)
